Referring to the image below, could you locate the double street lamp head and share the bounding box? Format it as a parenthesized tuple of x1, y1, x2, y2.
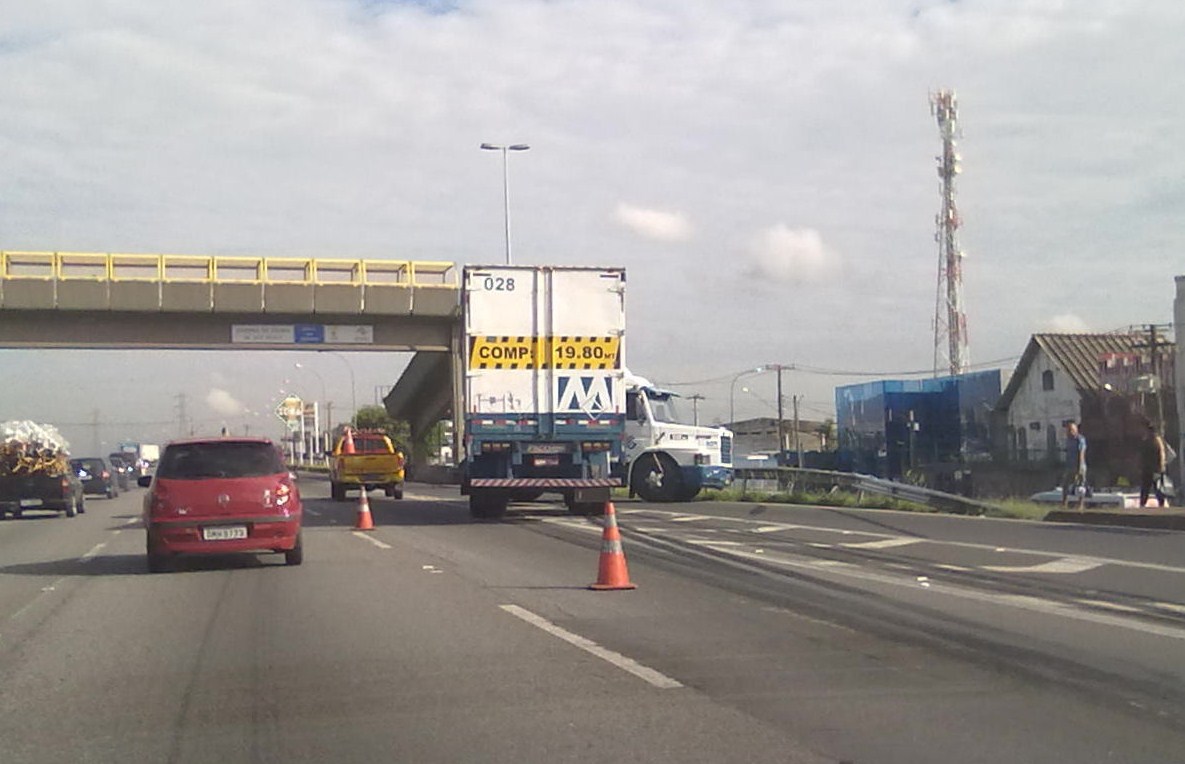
(480, 143, 530, 151)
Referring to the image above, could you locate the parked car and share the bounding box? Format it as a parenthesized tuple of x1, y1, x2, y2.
(141, 437, 303, 572)
(70, 457, 119, 499)
(106, 453, 133, 491)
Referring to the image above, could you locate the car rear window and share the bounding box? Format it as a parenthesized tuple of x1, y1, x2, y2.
(74, 458, 105, 471)
(156, 442, 285, 479)
(356, 436, 388, 452)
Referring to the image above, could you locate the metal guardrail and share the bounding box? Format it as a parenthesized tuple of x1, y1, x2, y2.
(733, 466, 996, 516)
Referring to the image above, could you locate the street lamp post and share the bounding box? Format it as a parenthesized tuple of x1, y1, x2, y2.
(729, 366, 766, 428)
(480, 142, 530, 264)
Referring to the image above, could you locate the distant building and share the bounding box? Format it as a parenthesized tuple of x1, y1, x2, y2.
(835, 370, 1001, 480)
(728, 416, 828, 463)
(995, 332, 1176, 483)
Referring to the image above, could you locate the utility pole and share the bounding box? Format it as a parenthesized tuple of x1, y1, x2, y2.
(775, 364, 785, 458)
(174, 393, 189, 438)
(91, 408, 101, 455)
(688, 394, 704, 426)
(1133, 323, 1172, 434)
(793, 394, 803, 468)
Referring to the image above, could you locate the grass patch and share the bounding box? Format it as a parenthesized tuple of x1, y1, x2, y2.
(979, 499, 1051, 521)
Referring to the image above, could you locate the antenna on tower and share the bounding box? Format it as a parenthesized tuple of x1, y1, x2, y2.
(930, 89, 968, 377)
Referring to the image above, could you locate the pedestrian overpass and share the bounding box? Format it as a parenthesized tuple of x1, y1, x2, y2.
(0, 251, 462, 466)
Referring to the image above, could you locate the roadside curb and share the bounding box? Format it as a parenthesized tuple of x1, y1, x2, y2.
(1043, 509, 1185, 531)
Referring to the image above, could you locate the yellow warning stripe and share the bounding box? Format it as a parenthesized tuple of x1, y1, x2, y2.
(468, 336, 620, 370)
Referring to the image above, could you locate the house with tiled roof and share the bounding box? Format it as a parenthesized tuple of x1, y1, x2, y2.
(995, 332, 1175, 483)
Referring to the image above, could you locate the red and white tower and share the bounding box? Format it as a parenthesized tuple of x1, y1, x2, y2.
(931, 90, 968, 376)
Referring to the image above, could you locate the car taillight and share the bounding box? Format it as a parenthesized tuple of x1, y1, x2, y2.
(60, 476, 71, 495)
(149, 485, 171, 515)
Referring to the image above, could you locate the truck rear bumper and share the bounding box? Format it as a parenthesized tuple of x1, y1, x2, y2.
(468, 477, 621, 488)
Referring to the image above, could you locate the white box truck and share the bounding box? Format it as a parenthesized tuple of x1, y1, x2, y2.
(461, 265, 626, 519)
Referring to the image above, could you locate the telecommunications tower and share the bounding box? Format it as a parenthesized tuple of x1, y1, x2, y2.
(930, 89, 968, 376)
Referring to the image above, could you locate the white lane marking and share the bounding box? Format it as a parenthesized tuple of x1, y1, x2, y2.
(633, 508, 1185, 577)
(80, 542, 107, 562)
(983, 557, 1102, 574)
(687, 539, 741, 546)
(305, 508, 321, 517)
(840, 537, 921, 550)
(936, 563, 973, 572)
(540, 518, 604, 536)
(1079, 599, 1144, 614)
(124, 516, 140, 527)
(721, 546, 1185, 641)
(352, 532, 392, 550)
(752, 525, 794, 533)
(1151, 602, 1185, 615)
(669, 514, 709, 522)
(499, 604, 682, 689)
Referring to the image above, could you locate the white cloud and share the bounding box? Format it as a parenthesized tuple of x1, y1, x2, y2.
(206, 388, 246, 417)
(743, 225, 838, 284)
(613, 203, 692, 243)
(1044, 313, 1092, 333)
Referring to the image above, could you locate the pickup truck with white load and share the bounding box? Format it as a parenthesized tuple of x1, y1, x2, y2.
(0, 421, 86, 519)
(621, 373, 733, 501)
(461, 265, 626, 520)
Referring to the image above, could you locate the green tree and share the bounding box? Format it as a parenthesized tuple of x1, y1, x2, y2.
(349, 405, 410, 445)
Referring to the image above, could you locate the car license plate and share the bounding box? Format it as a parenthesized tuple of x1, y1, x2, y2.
(202, 526, 248, 541)
(20, 498, 43, 508)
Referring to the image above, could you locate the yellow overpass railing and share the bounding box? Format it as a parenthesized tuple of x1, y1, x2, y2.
(0, 251, 457, 286)
(0, 251, 459, 316)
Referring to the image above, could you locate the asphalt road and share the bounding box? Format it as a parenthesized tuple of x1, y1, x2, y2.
(3, 480, 1185, 763)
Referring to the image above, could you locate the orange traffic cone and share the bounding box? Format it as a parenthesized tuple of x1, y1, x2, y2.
(355, 489, 374, 531)
(342, 428, 356, 455)
(589, 502, 636, 590)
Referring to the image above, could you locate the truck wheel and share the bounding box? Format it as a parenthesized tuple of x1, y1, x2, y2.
(385, 484, 403, 500)
(64, 496, 78, 518)
(331, 482, 346, 501)
(78, 498, 87, 514)
(631, 453, 684, 503)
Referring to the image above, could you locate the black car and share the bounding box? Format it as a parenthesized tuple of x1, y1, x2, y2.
(70, 457, 119, 499)
(106, 453, 134, 491)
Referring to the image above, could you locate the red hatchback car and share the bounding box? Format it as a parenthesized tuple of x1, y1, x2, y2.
(141, 437, 303, 572)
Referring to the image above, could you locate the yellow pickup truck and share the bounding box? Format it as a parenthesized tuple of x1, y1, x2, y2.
(329, 429, 405, 501)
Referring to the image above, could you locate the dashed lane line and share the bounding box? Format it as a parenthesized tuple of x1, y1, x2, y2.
(79, 542, 107, 562)
(499, 604, 682, 689)
(352, 532, 392, 550)
(840, 537, 922, 550)
(983, 557, 1103, 575)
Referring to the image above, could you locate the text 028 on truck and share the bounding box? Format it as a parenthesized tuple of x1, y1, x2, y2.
(461, 265, 626, 520)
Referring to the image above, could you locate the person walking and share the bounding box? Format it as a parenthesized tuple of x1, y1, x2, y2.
(1138, 421, 1168, 508)
(1061, 421, 1087, 510)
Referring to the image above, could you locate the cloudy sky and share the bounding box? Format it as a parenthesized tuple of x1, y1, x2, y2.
(1, 0, 1182, 451)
